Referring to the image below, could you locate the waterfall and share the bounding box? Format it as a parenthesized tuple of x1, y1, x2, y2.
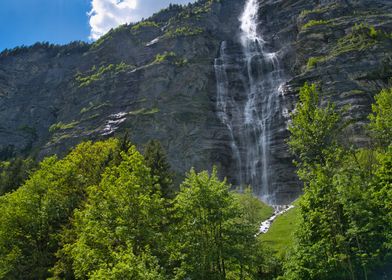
(214, 0, 287, 204)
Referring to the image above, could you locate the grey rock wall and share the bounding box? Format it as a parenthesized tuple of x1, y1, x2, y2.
(1, 0, 391, 203)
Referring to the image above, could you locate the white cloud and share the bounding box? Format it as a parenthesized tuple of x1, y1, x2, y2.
(88, 0, 194, 40)
(89, 0, 138, 40)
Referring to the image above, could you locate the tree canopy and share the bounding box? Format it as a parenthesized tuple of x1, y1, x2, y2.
(284, 85, 392, 280)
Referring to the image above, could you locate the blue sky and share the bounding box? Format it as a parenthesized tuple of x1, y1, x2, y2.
(0, 0, 194, 51)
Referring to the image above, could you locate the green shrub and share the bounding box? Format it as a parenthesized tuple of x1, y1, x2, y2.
(306, 56, 325, 70)
(131, 21, 159, 31)
(49, 121, 79, 133)
(164, 26, 204, 38)
(152, 51, 187, 66)
(306, 24, 392, 66)
(129, 108, 159, 115)
(302, 19, 329, 29)
(331, 24, 392, 57)
(76, 62, 133, 87)
(153, 51, 177, 64)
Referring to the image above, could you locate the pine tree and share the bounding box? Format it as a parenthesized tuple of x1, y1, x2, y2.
(143, 140, 174, 198)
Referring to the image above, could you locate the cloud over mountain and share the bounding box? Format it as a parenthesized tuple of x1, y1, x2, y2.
(88, 0, 194, 40)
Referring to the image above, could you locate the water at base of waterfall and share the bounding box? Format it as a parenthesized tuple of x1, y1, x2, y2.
(258, 205, 294, 235)
(214, 0, 287, 204)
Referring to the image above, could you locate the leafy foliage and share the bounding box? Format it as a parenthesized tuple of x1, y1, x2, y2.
(49, 121, 79, 133)
(306, 56, 324, 70)
(0, 140, 121, 279)
(234, 188, 274, 226)
(288, 83, 341, 170)
(143, 140, 174, 198)
(0, 41, 89, 59)
(170, 169, 267, 280)
(164, 26, 204, 38)
(331, 23, 392, 57)
(64, 146, 165, 279)
(75, 63, 134, 88)
(302, 20, 329, 29)
(0, 135, 273, 279)
(131, 21, 159, 32)
(305, 24, 392, 69)
(368, 88, 392, 147)
(284, 85, 392, 279)
(0, 157, 36, 195)
(0, 84, 390, 279)
(152, 51, 188, 66)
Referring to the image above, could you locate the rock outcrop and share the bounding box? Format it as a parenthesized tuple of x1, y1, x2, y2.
(0, 0, 244, 175)
(0, 0, 391, 203)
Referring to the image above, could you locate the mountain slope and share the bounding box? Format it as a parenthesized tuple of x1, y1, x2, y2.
(0, 0, 244, 176)
(1, 0, 391, 203)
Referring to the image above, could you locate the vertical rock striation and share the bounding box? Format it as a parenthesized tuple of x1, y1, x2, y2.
(0, 0, 391, 203)
(215, 0, 300, 204)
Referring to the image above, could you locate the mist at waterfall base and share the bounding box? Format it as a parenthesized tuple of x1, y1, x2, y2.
(215, 0, 289, 205)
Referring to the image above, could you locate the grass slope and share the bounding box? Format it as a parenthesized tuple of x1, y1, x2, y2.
(259, 205, 300, 257)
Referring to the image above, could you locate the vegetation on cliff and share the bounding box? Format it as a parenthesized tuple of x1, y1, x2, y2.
(0, 0, 391, 279)
(282, 84, 392, 280)
(0, 84, 390, 280)
(0, 138, 273, 279)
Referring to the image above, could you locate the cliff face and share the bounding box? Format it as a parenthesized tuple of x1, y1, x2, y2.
(252, 0, 392, 202)
(1, 0, 391, 203)
(0, 0, 244, 175)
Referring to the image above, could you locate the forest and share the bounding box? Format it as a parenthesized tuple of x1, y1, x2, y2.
(0, 84, 390, 280)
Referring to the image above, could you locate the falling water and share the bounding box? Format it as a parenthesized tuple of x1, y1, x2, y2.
(215, 0, 287, 204)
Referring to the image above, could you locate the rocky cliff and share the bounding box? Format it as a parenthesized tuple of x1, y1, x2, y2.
(0, 0, 391, 203)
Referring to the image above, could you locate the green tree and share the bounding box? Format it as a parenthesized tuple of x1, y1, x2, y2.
(232, 188, 277, 279)
(0, 157, 36, 195)
(284, 84, 392, 280)
(170, 168, 261, 280)
(368, 88, 392, 147)
(288, 83, 341, 170)
(369, 147, 392, 278)
(233, 188, 274, 228)
(283, 163, 352, 280)
(88, 249, 164, 280)
(0, 139, 120, 279)
(64, 146, 164, 279)
(143, 140, 174, 198)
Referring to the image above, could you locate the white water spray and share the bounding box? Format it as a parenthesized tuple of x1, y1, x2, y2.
(215, 0, 287, 204)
